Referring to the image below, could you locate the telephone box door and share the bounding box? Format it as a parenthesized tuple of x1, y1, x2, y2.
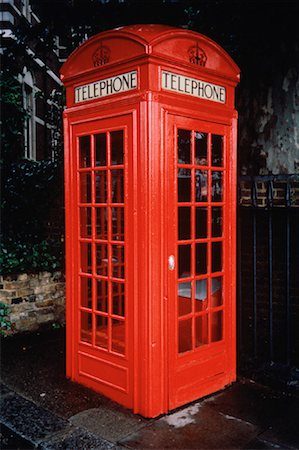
(69, 114, 134, 409)
(166, 114, 236, 410)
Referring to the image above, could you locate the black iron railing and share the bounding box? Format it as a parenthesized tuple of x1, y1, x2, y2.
(237, 175, 299, 380)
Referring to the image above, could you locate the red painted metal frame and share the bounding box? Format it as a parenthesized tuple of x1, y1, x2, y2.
(61, 24, 239, 418)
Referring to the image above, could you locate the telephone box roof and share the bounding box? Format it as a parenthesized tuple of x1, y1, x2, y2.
(61, 24, 240, 83)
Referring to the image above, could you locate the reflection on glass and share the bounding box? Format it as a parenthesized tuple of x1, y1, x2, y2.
(80, 277, 92, 309)
(178, 168, 191, 202)
(178, 245, 191, 279)
(112, 207, 124, 241)
(212, 134, 223, 167)
(111, 170, 124, 203)
(178, 282, 192, 316)
(195, 279, 208, 312)
(195, 315, 209, 347)
(80, 242, 92, 274)
(112, 319, 125, 354)
(79, 135, 90, 168)
(211, 311, 223, 342)
(95, 133, 106, 166)
(195, 170, 208, 202)
(212, 171, 223, 202)
(111, 130, 124, 165)
(178, 207, 191, 240)
(81, 311, 92, 343)
(80, 207, 92, 238)
(177, 129, 191, 164)
(95, 171, 107, 203)
(212, 207, 222, 237)
(97, 279, 108, 312)
(96, 208, 107, 240)
(96, 244, 108, 276)
(211, 277, 223, 307)
(196, 243, 207, 275)
(112, 282, 125, 316)
(178, 319, 192, 353)
(80, 173, 91, 203)
(95, 315, 108, 349)
(196, 207, 207, 238)
(112, 245, 125, 279)
(195, 132, 208, 165)
(212, 242, 222, 273)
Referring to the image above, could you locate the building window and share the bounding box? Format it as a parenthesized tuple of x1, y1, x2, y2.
(23, 69, 36, 160)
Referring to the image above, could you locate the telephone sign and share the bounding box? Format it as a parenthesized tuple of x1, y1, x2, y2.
(61, 24, 240, 418)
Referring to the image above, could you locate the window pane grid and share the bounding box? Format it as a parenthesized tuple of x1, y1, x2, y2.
(78, 129, 126, 355)
(177, 128, 225, 354)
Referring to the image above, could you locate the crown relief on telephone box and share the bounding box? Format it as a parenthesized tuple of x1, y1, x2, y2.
(61, 24, 240, 418)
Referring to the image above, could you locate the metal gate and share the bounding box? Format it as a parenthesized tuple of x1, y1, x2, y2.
(237, 174, 299, 383)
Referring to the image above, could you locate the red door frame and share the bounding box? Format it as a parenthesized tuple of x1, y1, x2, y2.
(164, 111, 237, 411)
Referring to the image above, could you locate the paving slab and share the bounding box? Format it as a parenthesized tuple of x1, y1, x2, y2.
(69, 406, 150, 443)
(0, 392, 68, 444)
(0, 423, 35, 450)
(119, 400, 259, 449)
(39, 426, 116, 450)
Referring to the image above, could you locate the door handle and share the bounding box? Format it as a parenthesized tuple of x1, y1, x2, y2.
(168, 255, 175, 271)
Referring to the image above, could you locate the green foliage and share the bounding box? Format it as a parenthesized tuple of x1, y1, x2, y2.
(0, 239, 63, 274)
(0, 302, 13, 336)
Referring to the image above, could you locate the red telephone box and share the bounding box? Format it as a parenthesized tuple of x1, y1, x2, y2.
(61, 24, 240, 418)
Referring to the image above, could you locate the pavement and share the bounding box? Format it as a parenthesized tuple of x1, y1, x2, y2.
(1, 328, 299, 450)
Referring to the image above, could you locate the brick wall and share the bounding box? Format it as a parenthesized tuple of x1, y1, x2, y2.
(0, 272, 65, 334)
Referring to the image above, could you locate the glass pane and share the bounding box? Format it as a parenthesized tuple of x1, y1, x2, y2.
(81, 311, 92, 344)
(211, 311, 223, 342)
(178, 319, 192, 353)
(80, 277, 92, 309)
(95, 315, 108, 349)
(195, 279, 208, 312)
(112, 282, 125, 317)
(195, 315, 209, 347)
(178, 282, 192, 317)
(95, 171, 107, 203)
(95, 133, 106, 166)
(212, 134, 223, 167)
(212, 171, 223, 202)
(178, 207, 191, 240)
(112, 207, 124, 241)
(80, 173, 91, 203)
(178, 169, 191, 202)
(111, 130, 124, 165)
(195, 132, 208, 165)
(212, 207, 222, 237)
(96, 207, 108, 240)
(80, 207, 92, 238)
(177, 129, 191, 164)
(112, 245, 125, 279)
(178, 245, 191, 279)
(111, 169, 124, 203)
(212, 242, 222, 273)
(96, 279, 108, 312)
(196, 207, 207, 238)
(79, 135, 90, 168)
(196, 243, 207, 275)
(96, 244, 108, 276)
(211, 277, 223, 307)
(80, 242, 92, 274)
(195, 170, 208, 202)
(112, 319, 125, 354)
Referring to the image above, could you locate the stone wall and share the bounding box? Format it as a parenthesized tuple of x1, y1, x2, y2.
(0, 272, 65, 334)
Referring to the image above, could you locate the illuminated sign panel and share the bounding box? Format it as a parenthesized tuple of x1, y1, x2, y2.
(161, 71, 226, 104)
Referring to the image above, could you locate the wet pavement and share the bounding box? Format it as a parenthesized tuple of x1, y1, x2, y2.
(1, 328, 299, 449)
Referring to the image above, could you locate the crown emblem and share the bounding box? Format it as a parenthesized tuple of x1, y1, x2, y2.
(188, 44, 207, 67)
(93, 43, 111, 66)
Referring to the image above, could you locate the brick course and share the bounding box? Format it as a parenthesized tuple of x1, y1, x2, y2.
(0, 272, 65, 334)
